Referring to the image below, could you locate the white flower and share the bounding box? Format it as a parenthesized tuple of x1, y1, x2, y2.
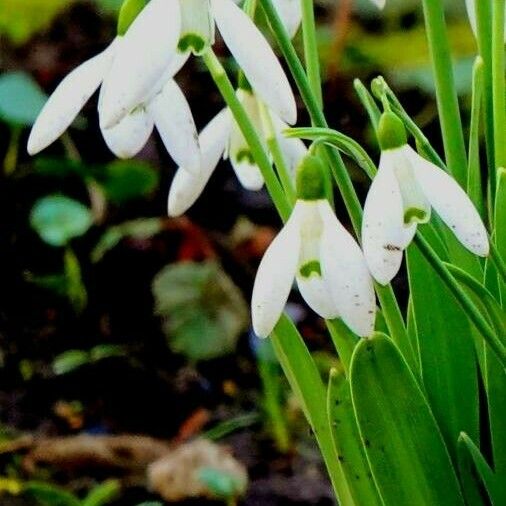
(28, 0, 200, 171)
(362, 114, 489, 285)
(168, 89, 307, 217)
(252, 198, 376, 338)
(272, 0, 302, 38)
(101, 0, 297, 130)
(368, 0, 386, 9)
(465, 0, 506, 41)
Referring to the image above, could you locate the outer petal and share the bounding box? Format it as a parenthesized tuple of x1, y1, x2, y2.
(361, 151, 415, 285)
(168, 109, 230, 216)
(320, 201, 376, 337)
(147, 80, 200, 172)
(27, 43, 114, 155)
(210, 0, 297, 124)
(100, 0, 182, 128)
(272, 0, 302, 38)
(100, 107, 154, 158)
(251, 206, 301, 338)
(408, 146, 489, 256)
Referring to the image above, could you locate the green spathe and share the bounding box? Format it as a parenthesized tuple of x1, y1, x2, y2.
(378, 111, 407, 151)
(117, 0, 147, 36)
(296, 154, 326, 200)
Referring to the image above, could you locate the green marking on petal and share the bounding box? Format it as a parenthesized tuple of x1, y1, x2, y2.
(178, 34, 207, 55)
(404, 207, 428, 225)
(236, 149, 255, 165)
(299, 260, 322, 278)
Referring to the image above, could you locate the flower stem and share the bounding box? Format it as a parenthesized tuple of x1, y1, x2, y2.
(201, 49, 291, 222)
(419, 0, 468, 186)
(259, 103, 296, 204)
(492, 0, 506, 169)
(300, 0, 322, 108)
(415, 234, 506, 368)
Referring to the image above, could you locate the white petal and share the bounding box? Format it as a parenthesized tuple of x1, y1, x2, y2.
(210, 0, 297, 124)
(100, 106, 154, 159)
(27, 43, 114, 155)
(147, 80, 200, 172)
(408, 146, 489, 257)
(272, 0, 302, 38)
(100, 0, 182, 128)
(370, 0, 386, 9)
(320, 201, 376, 337)
(272, 114, 308, 173)
(362, 151, 415, 285)
(296, 276, 339, 320)
(252, 206, 301, 338)
(168, 109, 230, 216)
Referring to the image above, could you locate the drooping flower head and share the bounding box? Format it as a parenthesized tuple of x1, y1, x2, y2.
(362, 112, 489, 285)
(167, 81, 306, 217)
(252, 154, 376, 338)
(100, 0, 297, 132)
(28, 0, 201, 172)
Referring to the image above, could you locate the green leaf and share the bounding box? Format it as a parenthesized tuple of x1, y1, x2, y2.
(457, 433, 495, 506)
(30, 195, 93, 247)
(350, 334, 464, 506)
(152, 261, 248, 361)
(82, 480, 120, 506)
(407, 244, 479, 460)
(101, 160, 159, 204)
(89, 344, 126, 362)
(91, 218, 164, 262)
(327, 369, 382, 506)
(64, 248, 87, 313)
(52, 350, 91, 375)
(23, 481, 80, 506)
(0, 72, 47, 126)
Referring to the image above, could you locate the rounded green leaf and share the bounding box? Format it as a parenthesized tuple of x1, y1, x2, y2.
(30, 195, 93, 247)
(0, 71, 47, 126)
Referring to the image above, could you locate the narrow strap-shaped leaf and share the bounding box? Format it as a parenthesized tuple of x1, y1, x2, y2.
(407, 244, 480, 460)
(457, 433, 497, 505)
(271, 314, 355, 505)
(327, 369, 384, 506)
(326, 318, 359, 376)
(350, 334, 464, 506)
(467, 57, 485, 220)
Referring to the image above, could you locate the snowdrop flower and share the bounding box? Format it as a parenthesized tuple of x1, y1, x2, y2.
(28, 0, 200, 171)
(368, 0, 386, 9)
(465, 0, 506, 41)
(168, 88, 306, 216)
(272, 0, 302, 38)
(101, 0, 297, 131)
(362, 112, 489, 285)
(252, 155, 376, 338)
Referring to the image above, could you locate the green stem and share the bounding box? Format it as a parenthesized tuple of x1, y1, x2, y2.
(300, 0, 322, 108)
(419, 0, 468, 186)
(3, 126, 20, 175)
(492, 0, 506, 168)
(475, 0, 496, 194)
(259, 103, 296, 204)
(415, 234, 506, 367)
(489, 241, 506, 286)
(201, 49, 291, 222)
(259, 0, 413, 367)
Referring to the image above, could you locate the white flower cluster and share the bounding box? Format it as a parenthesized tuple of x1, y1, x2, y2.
(28, 0, 490, 340)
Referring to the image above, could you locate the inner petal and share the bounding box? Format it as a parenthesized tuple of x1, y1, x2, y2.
(179, 0, 215, 55)
(295, 202, 338, 319)
(390, 149, 431, 226)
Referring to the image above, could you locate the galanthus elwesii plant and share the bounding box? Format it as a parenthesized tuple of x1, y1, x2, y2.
(29, 0, 506, 504)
